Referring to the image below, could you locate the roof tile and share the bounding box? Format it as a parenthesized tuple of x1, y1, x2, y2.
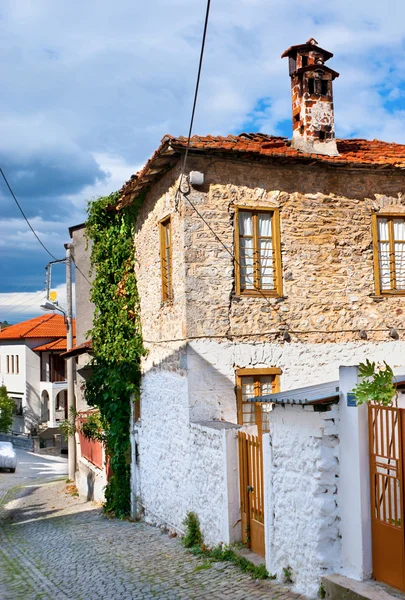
(118, 133, 405, 208)
(0, 314, 76, 340)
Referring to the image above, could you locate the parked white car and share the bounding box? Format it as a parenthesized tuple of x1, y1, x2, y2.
(0, 442, 17, 472)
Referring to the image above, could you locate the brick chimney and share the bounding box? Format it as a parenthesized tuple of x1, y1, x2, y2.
(282, 38, 340, 156)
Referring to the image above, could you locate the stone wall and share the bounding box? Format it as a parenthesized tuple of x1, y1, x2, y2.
(134, 164, 187, 345)
(265, 404, 340, 598)
(179, 156, 405, 344)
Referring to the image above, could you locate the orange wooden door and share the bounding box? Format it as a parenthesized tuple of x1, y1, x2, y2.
(369, 404, 405, 592)
(238, 431, 265, 557)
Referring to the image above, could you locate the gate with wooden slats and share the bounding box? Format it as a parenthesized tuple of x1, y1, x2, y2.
(238, 431, 265, 557)
(369, 403, 405, 591)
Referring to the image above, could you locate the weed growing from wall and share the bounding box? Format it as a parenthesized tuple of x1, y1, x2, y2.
(85, 192, 146, 517)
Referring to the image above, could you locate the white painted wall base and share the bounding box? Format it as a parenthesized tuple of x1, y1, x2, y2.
(265, 404, 341, 598)
(76, 456, 107, 504)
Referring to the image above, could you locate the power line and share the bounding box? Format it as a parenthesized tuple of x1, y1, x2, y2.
(71, 257, 92, 287)
(0, 289, 46, 312)
(0, 167, 58, 260)
(174, 0, 211, 211)
(170, 1, 287, 322)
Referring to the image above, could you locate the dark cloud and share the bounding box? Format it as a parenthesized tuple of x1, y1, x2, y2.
(0, 147, 107, 219)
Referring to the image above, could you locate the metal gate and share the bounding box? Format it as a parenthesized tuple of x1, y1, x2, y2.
(238, 431, 265, 557)
(369, 403, 405, 591)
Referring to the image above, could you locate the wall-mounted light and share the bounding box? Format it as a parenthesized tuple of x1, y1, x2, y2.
(390, 328, 399, 340)
(188, 171, 204, 186)
(359, 330, 367, 340)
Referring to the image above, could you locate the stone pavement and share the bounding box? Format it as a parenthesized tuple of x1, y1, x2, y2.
(0, 480, 307, 600)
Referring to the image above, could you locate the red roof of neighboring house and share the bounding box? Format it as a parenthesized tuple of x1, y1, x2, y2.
(118, 133, 405, 208)
(0, 314, 76, 340)
(32, 337, 77, 352)
(60, 339, 93, 358)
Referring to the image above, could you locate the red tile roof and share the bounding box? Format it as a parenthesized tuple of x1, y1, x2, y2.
(60, 339, 92, 358)
(118, 133, 405, 208)
(32, 336, 77, 352)
(0, 314, 76, 340)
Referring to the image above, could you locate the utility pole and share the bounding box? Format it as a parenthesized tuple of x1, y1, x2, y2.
(65, 243, 76, 481)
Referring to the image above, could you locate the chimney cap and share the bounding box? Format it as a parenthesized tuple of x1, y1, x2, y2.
(281, 39, 333, 61)
(297, 63, 340, 80)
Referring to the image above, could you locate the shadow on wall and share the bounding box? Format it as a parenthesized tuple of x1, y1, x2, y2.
(86, 469, 95, 501)
(142, 342, 239, 423)
(25, 380, 41, 434)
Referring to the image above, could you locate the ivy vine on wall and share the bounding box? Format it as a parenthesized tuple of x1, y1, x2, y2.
(85, 191, 146, 517)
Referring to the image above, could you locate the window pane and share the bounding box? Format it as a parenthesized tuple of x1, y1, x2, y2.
(378, 218, 389, 241)
(165, 224, 170, 246)
(240, 238, 255, 289)
(241, 377, 254, 400)
(258, 213, 272, 237)
(259, 376, 274, 395)
(259, 239, 274, 290)
(395, 242, 405, 289)
(394, 219, 405, 241)
(239, 212, 253, 236)
(379, 241, 391, 290)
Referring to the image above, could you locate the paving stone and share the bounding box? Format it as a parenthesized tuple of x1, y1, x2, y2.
(0, 479, 305, 599)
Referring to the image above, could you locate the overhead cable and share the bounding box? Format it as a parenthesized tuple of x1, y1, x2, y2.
(0, 167, 58, 260)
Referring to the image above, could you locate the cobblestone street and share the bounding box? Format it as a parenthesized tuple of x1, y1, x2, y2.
(0, 476, 306, 600)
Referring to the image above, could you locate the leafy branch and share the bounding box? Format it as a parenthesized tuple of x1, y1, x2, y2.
(353, 359, 397, 407)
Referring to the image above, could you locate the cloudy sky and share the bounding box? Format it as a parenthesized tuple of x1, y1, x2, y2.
(1, 0, 405, 322)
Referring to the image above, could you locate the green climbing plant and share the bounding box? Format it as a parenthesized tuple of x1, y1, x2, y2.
(85, 191, 146, 517)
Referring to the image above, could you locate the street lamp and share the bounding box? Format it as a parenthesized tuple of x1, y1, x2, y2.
(40, 300, 66, 317)
(40, 249, 75, 480)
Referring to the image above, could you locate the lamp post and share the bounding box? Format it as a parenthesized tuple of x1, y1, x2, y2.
(40, 245, 75, 480)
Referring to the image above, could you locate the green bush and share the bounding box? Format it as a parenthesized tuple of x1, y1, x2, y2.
(0, 386, 14, 433)
(183, 512, 203, 548)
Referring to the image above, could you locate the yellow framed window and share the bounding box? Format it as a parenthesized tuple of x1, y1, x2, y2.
(234, 207, 282, 297)
(373, 215, 405, 295)
(236, 368, 280, 436)
(160, 216, 173, 301)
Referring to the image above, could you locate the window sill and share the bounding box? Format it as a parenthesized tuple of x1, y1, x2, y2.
(371, 292, 405, 299)
(236, 291, 283, 299)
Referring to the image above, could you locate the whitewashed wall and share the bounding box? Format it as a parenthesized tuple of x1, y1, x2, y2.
(137, 368, 191, 532)
(187, 339, 405, 421)
(265, 404, 341, 598)
(189, 421, 240, 545)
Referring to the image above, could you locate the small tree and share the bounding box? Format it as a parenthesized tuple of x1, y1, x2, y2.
(0, 386, 14, 433)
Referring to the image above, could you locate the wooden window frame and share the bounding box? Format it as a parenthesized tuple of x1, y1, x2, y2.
(372, 213, 405, 296)
(234, 206, 283, 297)
(159, 216, 173, 302)
(236, 367, 281, 437)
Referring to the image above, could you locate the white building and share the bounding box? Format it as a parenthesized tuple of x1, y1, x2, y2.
(0, 314, 74, 436)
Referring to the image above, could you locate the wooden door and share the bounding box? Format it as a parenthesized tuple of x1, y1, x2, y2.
(238, 431, 265, 557)
(369, 404, 405, 592)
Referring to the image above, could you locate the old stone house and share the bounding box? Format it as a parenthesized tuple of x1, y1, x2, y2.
(73, 39, 405, 596)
